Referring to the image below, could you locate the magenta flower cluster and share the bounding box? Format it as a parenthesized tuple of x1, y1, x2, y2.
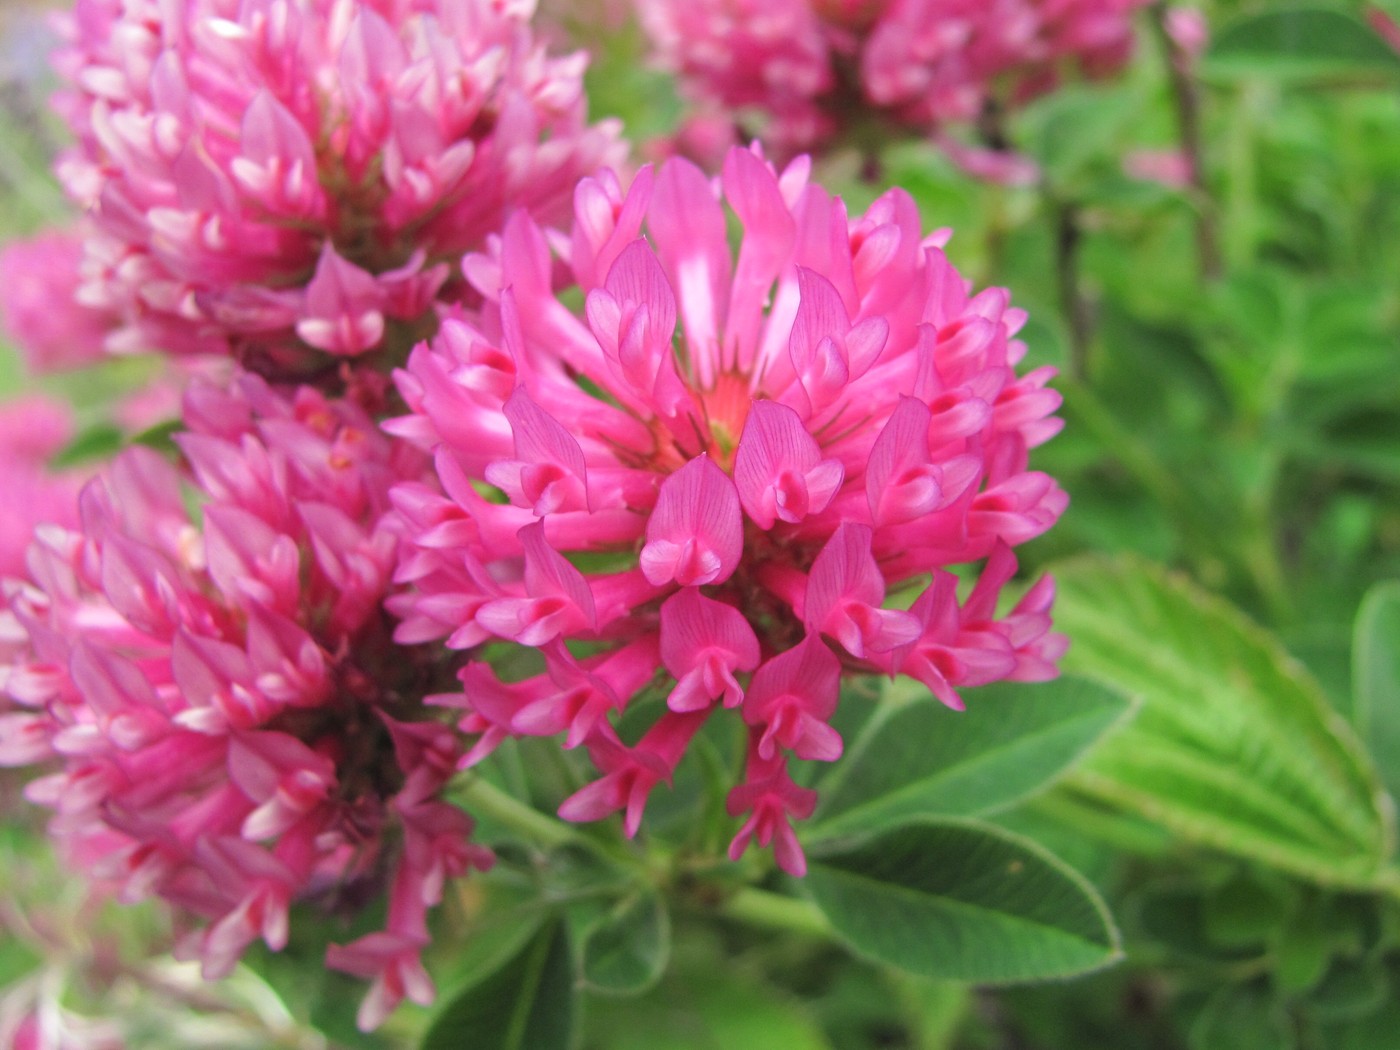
(51, 0, 622, 371)
(0, 0, 1094, 1030)
(388, 147, 1066, 877)
(0, 375, 490, 1029)
(639, 0, 1149, 159)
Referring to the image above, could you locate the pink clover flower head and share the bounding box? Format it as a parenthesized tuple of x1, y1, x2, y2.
(0, 228, 116, 373)
(391, 147, 1067, 877)
(637, 0, 839, 157)
(0, 371, 490, 1028)
(638, 0, 1151, 161)
(51, 0, 625, 373)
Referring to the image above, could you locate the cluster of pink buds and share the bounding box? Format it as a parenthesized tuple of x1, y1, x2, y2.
(388, 147, 1067, 877)
(638, 0, 1149, 162)
(0, 374, 490, 1029)
(52, 0, 624, 374)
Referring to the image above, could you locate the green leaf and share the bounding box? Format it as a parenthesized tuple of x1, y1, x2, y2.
(1275, 897, 1333, 995)
(1022, 84, 1140, 193)
(128, 418, 183, 453)
(1132, 884, 1236, 963)
(433, 884, 549, 996)
(1205, 8, 1400, 84)
(806, 818, 1120, 983)
(0, 936, 39, 990)
(49, 422, 125, 470)
(809, 676, 1135, 839)
(1317, 966, 1400, 1049)
(1309, 957, 1389, 1022)
(580, 890, 670, 995)
(1053, 556, 1394, 888)
(1190, 984, 1294, 1050)
(583, 957, 834, 1050)
(1353, 581, 1400, 802)
(1204, 871, 1295, 950)
(421, 920, 574, 1050)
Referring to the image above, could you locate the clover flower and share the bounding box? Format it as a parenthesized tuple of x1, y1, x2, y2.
(0, 230, 116, 374)
(52, 0, 623, 375)
(638, 0, 1149, 162)
(388, 147, 1067, 876)
(0, 373, 490, 1030)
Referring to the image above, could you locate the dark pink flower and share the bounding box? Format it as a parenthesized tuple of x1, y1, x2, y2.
(51, 0, 624, 373)
(393, 148, 1067, 876)
(1, 372, 489, 1027)
(638, 0, 1151, 165)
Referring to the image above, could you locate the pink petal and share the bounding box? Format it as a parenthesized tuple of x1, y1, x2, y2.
(659, 587, 760, 710)
(640, 455, 742, 587)
(485, 387, 591, 515)
(733, 399, 844, 529)
(866, 396, 940, 525)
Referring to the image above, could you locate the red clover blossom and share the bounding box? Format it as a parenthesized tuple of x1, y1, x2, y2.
(389, 147, 1067, 877)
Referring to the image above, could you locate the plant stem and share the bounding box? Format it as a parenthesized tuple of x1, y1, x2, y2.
(892, 977, 972, 1050)
(1151, 0, 1221, 280)
(1064, 380, 1293, 618)
(1052, 196, 1093, 380)
(456, 776, 583, 851)
(718, 887, 836, 942)
(980, 182, 1011, 288)
(1060, 381, 1187, 516)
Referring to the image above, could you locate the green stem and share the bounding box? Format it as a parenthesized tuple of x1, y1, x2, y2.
(456, 776, 582, 852)
(1051, 195, 1093, 380)
(718, 887, 836, 942)
(892, 978, 972, 1050)
(1240, 518, 1293, 626)
(979, 183, 1011, 288)
(457, 775, 660, 882)
(1064, 381, 1291, 619)
(1060, 381, 1192, 518)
